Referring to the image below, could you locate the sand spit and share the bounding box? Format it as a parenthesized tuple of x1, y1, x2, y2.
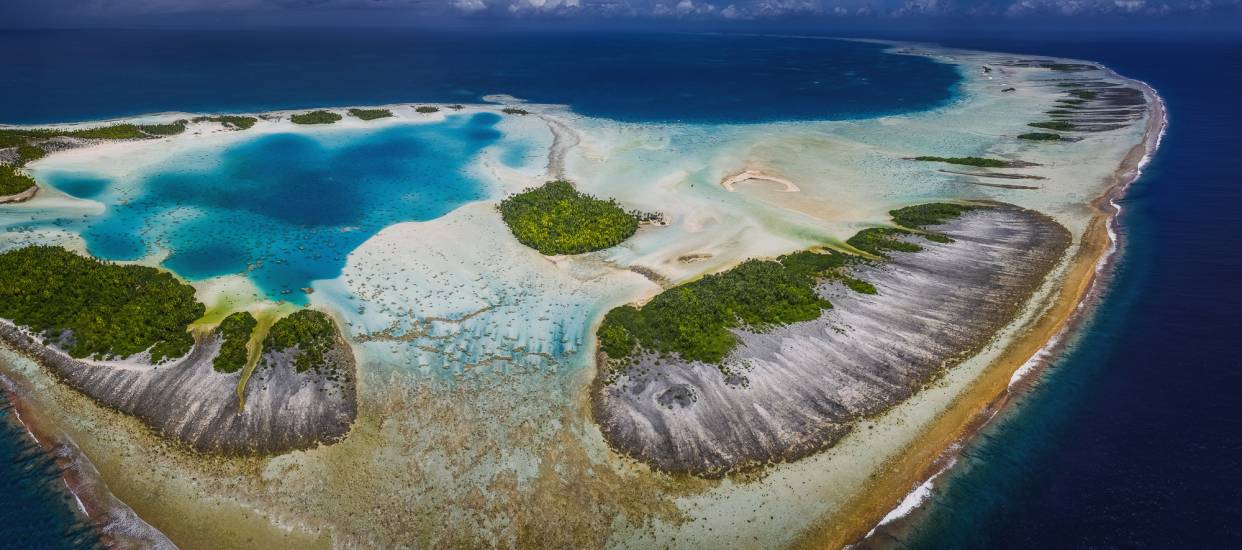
(0, 323, 356, 454)
(542, 115, 580, 180)
(593, 204, 1070, 476)
(720, 169, 801, 192)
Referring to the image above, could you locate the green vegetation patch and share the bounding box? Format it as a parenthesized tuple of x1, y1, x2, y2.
(212, 311, 257, 373)
(598, 259, 833, 364)
(1045, 109, 1073, 116)
(846, 227, 921, 256)
(597, 203, 979, 366)
(1028, 121, 1075, 131)
(913, 156, 1017, 168)
(192, 115, 258, 130)
(499, 180, 640, 255)
(136, 120, 188, 136)
(349, 108, 394, 120)
(290, 110, 342, 125)
(263, 310, 338, 373)
(1019, 132, 1065, 141)
(1057, 98, 1087, 107)
(16, 145, 45, 165)
(0, 165, 36, 195)
(0, 246, 204, 362)
(889, 203, 976, 229)
(0, 123, 159, 145)
(414, 106, 440, 114)
(501, 107, 531, 115)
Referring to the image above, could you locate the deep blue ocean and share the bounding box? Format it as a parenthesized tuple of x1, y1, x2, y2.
(1, 28, 1239, 548)
(0, 30, 958, 124)
(865, 32, 1242, 549)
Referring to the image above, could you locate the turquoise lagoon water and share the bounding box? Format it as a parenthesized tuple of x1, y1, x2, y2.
(35, 113, 517, 303)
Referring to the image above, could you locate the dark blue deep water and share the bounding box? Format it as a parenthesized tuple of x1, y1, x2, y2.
(0, 394, 101, 550)
(0, 30, 959, 124)
(878, 33, 1242, 548)
(1, 29, 1239, 548)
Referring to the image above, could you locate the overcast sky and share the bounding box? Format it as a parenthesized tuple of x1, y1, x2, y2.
(3, 0, 1239, 28)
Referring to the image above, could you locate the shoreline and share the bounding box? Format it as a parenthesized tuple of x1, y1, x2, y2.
(798, 73, 1168, 549)
(0, 370, 174, 549)
(0, 184, 38, 204)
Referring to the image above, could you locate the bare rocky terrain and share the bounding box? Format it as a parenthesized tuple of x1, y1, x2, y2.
(593, 203, 1071, 476)
(0, 323, 356, 454)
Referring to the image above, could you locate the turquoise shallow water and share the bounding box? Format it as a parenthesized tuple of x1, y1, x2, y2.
(39, 112, 512, 303)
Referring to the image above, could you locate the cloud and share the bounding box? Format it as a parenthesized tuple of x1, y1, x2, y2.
(4, 0, 1239, 22)
(453, 0, 487, 11)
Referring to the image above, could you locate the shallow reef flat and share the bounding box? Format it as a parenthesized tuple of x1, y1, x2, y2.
(0, 40, 1161, 549)
(594, 203, 1070, 476)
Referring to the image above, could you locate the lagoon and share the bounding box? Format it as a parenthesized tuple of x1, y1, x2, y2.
(38, 113, 512, 303)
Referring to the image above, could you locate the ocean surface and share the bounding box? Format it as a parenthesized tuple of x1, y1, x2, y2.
(0, 393, 102, 550)
(871, 32, 1242, 548)
(1, 28, 1240, 547)
(0, 30, 959, 125)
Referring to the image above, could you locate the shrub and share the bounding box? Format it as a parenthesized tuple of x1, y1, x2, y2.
(290, 111, 342, 125)
(263, 310, 338, 372)
(136, 120, 188, 136)
(1028, 121, 1075, 131)
(192, 116, 258, 130)
(212, 311, 257, 373)
(349, 108, 394, 120)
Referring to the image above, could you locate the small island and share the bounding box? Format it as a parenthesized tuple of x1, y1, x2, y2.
(911, 156, 1034, 168)
(498, 180, 642, 255)
(192, 115, 258, 130)
(290, 110, 343, 124)
(348, 108, 394, 120)
(0, 246, 358, 453)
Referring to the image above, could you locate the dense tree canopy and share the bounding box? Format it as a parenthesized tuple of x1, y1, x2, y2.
(263, 309, 338, 372)
(0, 166, 36, 195)
(212, 311, 257, 373)
(0, 246, 204, 362)
(290, 110, 342, 124)
(349, 108, 394, 120)
(499, 180, 640, 255)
